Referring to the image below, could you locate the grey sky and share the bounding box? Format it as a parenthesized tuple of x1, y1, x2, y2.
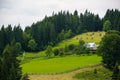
(0, 0, 120, 29)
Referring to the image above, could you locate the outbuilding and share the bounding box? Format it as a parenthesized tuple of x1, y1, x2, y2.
(85, 42, 98, 50)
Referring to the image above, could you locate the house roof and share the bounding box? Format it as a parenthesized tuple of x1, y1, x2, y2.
(85, 42, 97, 48)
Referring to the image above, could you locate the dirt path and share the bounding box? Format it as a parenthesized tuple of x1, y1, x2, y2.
(29, 65, 102, 80)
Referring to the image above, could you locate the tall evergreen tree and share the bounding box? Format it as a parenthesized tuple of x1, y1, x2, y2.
(0, 25, 7, 54)
(13, 24, 23, 44)
(1, 41, 22, 80)
(5, 25, 13, 44)
(103, 9, 120, 31)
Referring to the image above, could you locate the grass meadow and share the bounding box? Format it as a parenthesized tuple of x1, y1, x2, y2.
(21, 54, 102, 74)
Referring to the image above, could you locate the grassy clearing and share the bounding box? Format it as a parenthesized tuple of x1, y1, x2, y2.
(21, 54, 102, 74)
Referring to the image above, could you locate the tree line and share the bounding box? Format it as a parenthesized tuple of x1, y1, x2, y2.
(0, 9, 120, 55)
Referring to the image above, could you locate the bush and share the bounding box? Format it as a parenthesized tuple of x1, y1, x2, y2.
(53, 49, 59, 56)
(64, 45, 69, 52)
(59, 48, 64, 56)
(73, 67, 112, 80)
(45, 45, 53, 57)
(68, 44, 75, 50)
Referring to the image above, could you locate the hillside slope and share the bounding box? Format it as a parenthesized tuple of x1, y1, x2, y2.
(54, 31, 105, 50)
(21, 31, 105, 59)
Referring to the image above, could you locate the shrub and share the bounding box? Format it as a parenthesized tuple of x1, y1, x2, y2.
(68, 44, 75, 50)
(53, 49, 59, 56)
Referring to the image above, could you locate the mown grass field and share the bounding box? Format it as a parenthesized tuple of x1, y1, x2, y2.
(21, 55, 102, 74)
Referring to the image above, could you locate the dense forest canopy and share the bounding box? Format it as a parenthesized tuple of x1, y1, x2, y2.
(0, 9, 120, 54)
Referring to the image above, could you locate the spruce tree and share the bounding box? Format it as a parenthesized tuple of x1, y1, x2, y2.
(1, 41, 22, 80)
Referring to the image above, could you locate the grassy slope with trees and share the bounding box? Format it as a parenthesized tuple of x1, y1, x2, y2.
(54, 31, 105, 49)
(21, 31, 104, 74)
(19, 31, 105, 63)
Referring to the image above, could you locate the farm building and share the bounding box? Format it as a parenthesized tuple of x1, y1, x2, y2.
(84, 42, 98, 50)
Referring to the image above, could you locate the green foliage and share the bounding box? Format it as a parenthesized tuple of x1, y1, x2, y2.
(58, 29, 65, 41)
(0, 41, 22, 80)
(45, 45, 53, 57)
(21, 74, 29, 80)
(0, 57, 3, 79)
(103, 9, 120, 31)
(53, 49, 59, 56)
(58, 48, 64, 56)
(74, 40, 89, 55)
(28, 39, 37, 51)
(103, 20, 111, 31)
(98, 30, 120, 80)
(111, 64, 120, 80)
(68, 44, 75, 51)
(22, 33, 32, 51)
(73, 67, 112, 80)
(0, 26, 7, 54)
(64, 29, 74, 39)
(79, 39, 85, 45)
(98, 30, 120, 69)
(106, 30, 120, 35)
(0, 25, 24, 55)
(74, 10, 78, 16)
(13, 24, 23, 45)
(80, 10, 102, 31)
(15, 42, 22, 55)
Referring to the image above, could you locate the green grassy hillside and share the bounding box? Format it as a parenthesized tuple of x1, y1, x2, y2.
(21, 55, 102, 74)
(21, 31, 105, 74)
(53, 31, 105, 50)
(21, 31, 105, 59)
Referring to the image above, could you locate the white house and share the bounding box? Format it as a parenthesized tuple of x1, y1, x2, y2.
(84, 42, 98, 50)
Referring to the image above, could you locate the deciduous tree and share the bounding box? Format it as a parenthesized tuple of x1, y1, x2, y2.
(28, 39, 37, 51)
(98, 30, 120, 79)
(45, 45, 53, 57)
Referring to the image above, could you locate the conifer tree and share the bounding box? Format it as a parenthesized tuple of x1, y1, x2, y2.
(1, 41, 22, 80)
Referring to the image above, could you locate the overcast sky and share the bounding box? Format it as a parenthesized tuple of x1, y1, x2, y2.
(0, 0, 120, 29)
